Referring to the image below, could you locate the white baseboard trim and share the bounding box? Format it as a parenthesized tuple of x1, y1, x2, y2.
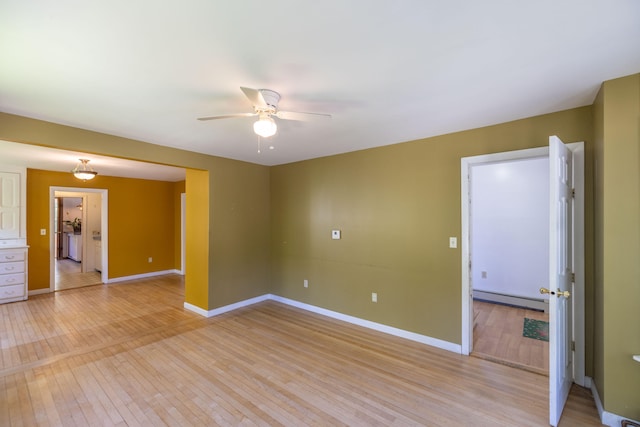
(591, 380, 639, 427)
(106, 269, 181, 284)
(185, 293, 461, 355)
(184, 294, 271, 318)
(271, 295, 462, 354)
(183, 302, 210, 317)
(28, 288, 51, 296)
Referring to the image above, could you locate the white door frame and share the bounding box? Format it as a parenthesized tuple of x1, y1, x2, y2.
(50, 186, 109, 290)
(180, 192, 186, 275)
(460, 144, 585, 386)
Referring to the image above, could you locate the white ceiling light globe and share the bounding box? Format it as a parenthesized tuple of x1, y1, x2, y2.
(253, 116, 277, 138)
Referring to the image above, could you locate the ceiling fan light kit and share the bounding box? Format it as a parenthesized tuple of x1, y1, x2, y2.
(253, 114, 277, 138)
(198, 87, 331, 141)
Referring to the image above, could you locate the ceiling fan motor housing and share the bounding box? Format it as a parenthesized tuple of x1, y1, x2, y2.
(258, 89, 281, 112)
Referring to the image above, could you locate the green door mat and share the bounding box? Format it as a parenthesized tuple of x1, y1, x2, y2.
(523, 318, 549, 342)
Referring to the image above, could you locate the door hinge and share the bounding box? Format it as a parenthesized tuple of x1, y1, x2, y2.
(571, 341, 575, 352)
(571, 272, 575, 283)
(571, 188, 575, 198)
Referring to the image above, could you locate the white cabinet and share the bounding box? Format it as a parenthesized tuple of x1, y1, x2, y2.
(0, 171, 21, 239)
(0, 247, 28, 303)
(68, 234, 82, 262)
(0, 165, 27, 304)
(0, 166, 26, 247)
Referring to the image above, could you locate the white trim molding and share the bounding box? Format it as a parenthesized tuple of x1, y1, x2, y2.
(270, 295, 462, 354)
(183, 302, 211, 317)
(49, 187, 109, 292)
(590, 379, 639, 427)
(183, 294, 271, 318)
(185, 293, 462, 355)
(461, 147, 548, 355)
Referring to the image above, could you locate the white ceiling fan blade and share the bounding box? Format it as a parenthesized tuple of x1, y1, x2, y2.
(240, 87, 268, 109)
(197, 113, 256, 121)
(275, 110, 332, 121)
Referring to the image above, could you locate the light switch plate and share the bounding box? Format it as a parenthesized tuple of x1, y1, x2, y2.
(449, 237, 457, 248)
(40, 229, 46, 236)
(332, 230, 341, 240)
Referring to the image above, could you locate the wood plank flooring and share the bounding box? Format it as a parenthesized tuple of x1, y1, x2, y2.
(55, 259, 102, 291)
(0, 275, 603, 426)
(473, 300, 549, 374)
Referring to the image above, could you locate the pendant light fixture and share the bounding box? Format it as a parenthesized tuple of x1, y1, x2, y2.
(72, 159, 98, 181)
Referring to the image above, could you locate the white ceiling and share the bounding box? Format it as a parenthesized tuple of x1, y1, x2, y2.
(1, 1, 639, 169)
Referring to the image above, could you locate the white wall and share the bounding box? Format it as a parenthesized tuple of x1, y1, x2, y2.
(471, 157, 549, 300)
(62, 197, 82, 223)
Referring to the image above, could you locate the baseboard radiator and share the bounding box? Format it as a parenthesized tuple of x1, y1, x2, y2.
(473, 290, 548, 312)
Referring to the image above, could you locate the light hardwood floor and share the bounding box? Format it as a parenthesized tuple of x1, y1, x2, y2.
(55, 258, 102, 291)
(0, 275, 603, 426)
(473, 300, 549, 374)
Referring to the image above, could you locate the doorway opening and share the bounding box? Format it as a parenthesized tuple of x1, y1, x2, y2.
(470, 155, 550, 373)
(50, 187, 108, 291)
(460, 144, 586, 386)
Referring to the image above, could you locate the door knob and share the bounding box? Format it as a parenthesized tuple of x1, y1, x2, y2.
(540, 287, 570, 298)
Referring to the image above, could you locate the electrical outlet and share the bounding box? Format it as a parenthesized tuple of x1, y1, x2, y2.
(148, 257, 153, 263)
(481, 271, 487, 279)
(304, 279, 308, 288)
(372, 292, 377, 303)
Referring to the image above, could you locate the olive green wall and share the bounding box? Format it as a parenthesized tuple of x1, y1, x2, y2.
(209, 158, 271, 307)
(592, 83, 606, 408)
(271, 106, 593, 346)
(26, 169, 180, 288)
(592, 74, 640, 420)
(0, 112, 271, 312)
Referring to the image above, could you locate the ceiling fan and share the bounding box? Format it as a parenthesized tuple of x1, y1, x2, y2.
(197, 87, 331, 138)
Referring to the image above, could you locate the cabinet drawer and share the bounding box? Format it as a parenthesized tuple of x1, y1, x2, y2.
(0, 262, 24, 275)
(0, 273, 24, 286)
(0, 251, 25, 262)
(0, 284, 25, 300)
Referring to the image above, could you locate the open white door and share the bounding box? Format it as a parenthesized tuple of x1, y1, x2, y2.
(546, 135, 574, 426)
